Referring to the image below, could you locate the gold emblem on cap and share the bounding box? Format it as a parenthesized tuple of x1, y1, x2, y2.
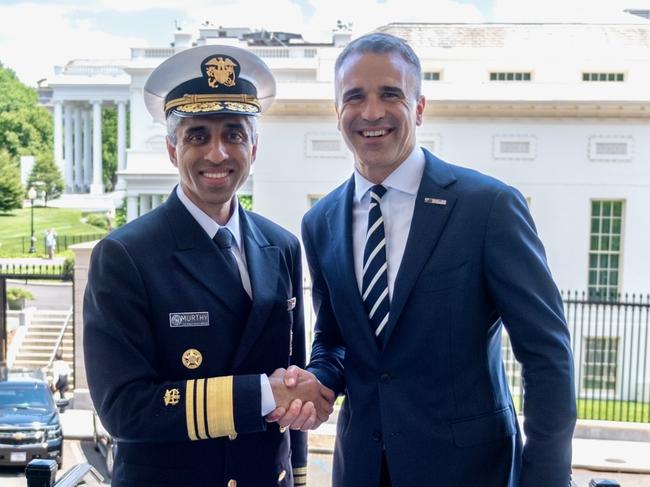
(164, 388, 181, 406)
(182, 348, 203, 369)
(205, 56, 237, 88)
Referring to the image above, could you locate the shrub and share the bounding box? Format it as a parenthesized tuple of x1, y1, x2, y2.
(85, 213, 109, 230)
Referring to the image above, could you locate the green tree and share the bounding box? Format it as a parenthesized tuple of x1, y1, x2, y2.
(27, 153, 64, 206)
(0, 149, 24, 212)
(102, 107, 117, 191)
(102, 106, 129, 191)
(0, 62, 53, 160)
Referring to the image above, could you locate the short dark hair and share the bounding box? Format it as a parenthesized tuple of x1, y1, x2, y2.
(334, 32, 422, 99)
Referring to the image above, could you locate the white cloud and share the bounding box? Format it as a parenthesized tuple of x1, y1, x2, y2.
(493, 0, 650, 23)
(0, 2, 145, 86)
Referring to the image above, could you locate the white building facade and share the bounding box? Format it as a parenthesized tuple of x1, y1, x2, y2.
(45, 22, 650, 404)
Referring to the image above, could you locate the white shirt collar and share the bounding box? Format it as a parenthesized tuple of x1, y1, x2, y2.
(353, 145, 425, 202)
(175, 185, 243, 250)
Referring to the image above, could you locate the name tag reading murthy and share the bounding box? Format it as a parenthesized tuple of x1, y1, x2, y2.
(169, 312, 210, 328)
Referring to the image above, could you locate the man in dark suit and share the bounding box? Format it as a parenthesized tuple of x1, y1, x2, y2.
(276, 33, 577, 486)
(83, 45, 333, 487)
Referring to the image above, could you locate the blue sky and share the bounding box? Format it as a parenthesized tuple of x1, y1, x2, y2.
(0, 0, 647, 86)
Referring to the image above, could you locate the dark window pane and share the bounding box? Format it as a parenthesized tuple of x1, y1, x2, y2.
(507, 73, 514, 80)
(612, 219, 621, 234)
(591, 218, 600, 233)
(592, 201, 601, 216)
(589, 271, 598, 285)
(611, 236, 621, 251)
(608, 73, 615, 81)
(589, 254, 598, 267)
(616, 73, 624, 81)
(603, 201, 612, 216)
(610, 271, 618, 285)
(599, 254, 609, 268)
(498, 73, 506, 80)
(601, 236, 610, 249)
(599, 73, 607, 81)
(490, 73, 497, 80)
(613, 202, 622, 217)
(590, 236, 599, 250)
(602, 218, 611, 233)
(582, 73, 589, 81)
(523, 73, 531, 80)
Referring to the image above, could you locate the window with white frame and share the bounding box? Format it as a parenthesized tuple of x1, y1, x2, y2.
(589, 201, 623, 300)
(419, 134, 441, 155)
(582, 337, 619, 392)
(588, 136, 633, 162)
(304, 133, 346, 158)
(489, 72, 532, 81)
(582, 72, 625, 82)
(308, 194, 323, 207)
(493, 135, 536, 160)
(423, 71, 441, 81)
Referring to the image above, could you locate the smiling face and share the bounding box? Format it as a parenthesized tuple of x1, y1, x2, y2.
(166, 115, 257, 224)
(335, 51, 425, 184)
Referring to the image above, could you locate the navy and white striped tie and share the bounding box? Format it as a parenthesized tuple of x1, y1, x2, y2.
(362, 185, 390, 339)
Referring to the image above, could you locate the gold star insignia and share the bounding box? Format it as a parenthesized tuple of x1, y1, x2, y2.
(182, 348, 203, 369)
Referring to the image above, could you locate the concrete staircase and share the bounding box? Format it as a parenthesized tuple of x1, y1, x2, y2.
(12, 309, 74, 387)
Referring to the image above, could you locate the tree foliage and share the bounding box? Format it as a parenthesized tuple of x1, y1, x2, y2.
(0, 149, 24, 212)
(0, 62, 53, 161)
(27, 153, 64, 206)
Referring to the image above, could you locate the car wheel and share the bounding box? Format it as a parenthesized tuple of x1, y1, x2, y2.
(105, 443, 116, 478)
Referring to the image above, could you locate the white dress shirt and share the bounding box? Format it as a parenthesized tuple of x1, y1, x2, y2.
(176, 186, 275, 415)
(352, 146, 426, 298)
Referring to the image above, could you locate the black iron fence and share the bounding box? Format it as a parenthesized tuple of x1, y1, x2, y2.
(5, 233, 105, 255)
(0, 263, 70, 280)
(503, 291, 650, 423)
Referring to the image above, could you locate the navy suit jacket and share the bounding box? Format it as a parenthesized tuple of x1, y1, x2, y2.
(302, 150, 577, 487)
(84, 189, 307, 487)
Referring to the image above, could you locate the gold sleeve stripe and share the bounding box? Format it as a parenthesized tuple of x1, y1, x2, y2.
(206, 376, 236, 438)
(294, 474, 307, 484)
(185, 380, 198, 441)
(195, 378, 208, 440)
(292, 467, 308, 475)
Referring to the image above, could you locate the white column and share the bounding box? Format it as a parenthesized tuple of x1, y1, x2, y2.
(83, 110, 92, 189)
(64, 103, 74, 192)
(151, 194, 162, 208)
(126, 195, 139, 222)
(139, 194, 151, 216)
(53, 101, 64, 172)
(90, 100, 104, 194)
(116, 100, 128, 190)
(73, 107, 83, 191)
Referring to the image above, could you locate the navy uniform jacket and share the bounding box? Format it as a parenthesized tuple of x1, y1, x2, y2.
(302, 150, 577, 487)
(84, 189, 307, 487)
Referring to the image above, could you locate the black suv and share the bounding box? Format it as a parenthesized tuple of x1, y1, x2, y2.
(0, 370, 67, 468)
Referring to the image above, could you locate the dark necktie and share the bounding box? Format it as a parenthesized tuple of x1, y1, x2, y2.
(362, 185, 390, 340)
(213, 227, 244, 289)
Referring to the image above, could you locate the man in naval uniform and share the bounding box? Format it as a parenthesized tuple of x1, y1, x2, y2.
(83, 45, 334, 487)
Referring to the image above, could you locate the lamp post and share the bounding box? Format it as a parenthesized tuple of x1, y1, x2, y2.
(27, 187, 37, 253)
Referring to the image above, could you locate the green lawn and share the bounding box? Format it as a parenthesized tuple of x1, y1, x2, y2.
(512, 395, 650, 422)
(0, 206, 106, 257)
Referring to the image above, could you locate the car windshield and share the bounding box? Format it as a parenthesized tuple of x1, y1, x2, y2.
(0, 384, 52, 409)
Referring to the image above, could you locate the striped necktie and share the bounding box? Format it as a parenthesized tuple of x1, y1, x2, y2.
(362, 185, 390, 339)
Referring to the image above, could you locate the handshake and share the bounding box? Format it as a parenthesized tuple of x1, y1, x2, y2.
(266, 366, 335, 431)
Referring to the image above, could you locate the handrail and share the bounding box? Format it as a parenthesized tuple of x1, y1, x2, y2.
(46, 307, 74, 369)
(53, 463, 103, 487)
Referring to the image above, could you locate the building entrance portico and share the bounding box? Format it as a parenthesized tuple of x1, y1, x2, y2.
(48, 63, 130, 195)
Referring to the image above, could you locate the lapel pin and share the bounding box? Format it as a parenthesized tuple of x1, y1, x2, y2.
(424, 197, 447, 205)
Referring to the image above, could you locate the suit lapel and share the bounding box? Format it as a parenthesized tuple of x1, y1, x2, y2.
(233, 209, 280, 369)
(326, 178, 381, 356)
(381, 152, 458, 347)
(165, 189, 245, 317)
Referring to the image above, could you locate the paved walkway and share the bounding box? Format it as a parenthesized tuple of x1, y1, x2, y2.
(61, 408, 650, 482)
